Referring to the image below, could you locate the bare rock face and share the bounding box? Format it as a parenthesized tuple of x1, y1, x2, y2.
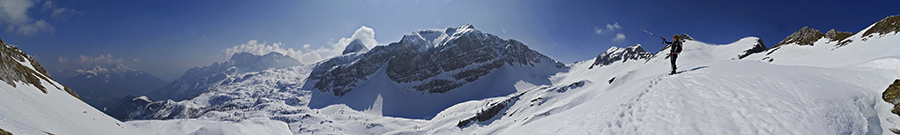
(825, 29, 853, 42)
(738, 39, 768, 59)
(862, 15, 900, 38)
(589, 44, 653, 69)
(0, 38, 79, 99)
(774, 26, 825, 47)
(307, 24, 563, 96)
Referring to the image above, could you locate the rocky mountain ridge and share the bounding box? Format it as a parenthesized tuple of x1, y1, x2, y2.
(588, 45, 653, 69)
(148, 52, 301, 101)
(306, 24, 563, 96)
(0, 38, 79, 99)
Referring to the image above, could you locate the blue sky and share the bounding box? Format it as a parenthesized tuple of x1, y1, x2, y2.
(1, 0, 898, 81)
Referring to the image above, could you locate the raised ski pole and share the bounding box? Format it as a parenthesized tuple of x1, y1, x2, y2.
(644, 29, 674, 59)
(641, 29, 664, 39)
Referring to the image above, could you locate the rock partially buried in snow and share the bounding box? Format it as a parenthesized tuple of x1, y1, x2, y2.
(882, 79, 900, 115)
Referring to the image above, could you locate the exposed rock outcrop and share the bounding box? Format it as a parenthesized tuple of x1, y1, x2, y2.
(774, 26, 825, 47)
(862, 15, 900, 38)
(0, 38, 79, 100)
(589, 44, 653, 69)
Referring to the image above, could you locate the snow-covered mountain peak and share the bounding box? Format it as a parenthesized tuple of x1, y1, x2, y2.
(625, 44, 646, 52)
(678, 33, 695, 41)
(148, 52, 301, 101)
(133, 96, 152, 103)
(399, 24, 483, 51)
(342, 39, 370, 55)
(589, 44, 653, 69)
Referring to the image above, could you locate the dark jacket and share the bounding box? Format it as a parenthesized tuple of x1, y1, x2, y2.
(664, 39, 683, 54)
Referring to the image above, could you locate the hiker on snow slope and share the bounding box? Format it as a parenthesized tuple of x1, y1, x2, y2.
(662, 34, 683, 75)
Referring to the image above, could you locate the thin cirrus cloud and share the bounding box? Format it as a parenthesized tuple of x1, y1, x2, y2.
(223, 26, 378, 65)
(0, 0, 79, 35)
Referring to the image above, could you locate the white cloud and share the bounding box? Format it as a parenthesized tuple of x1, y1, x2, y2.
(223, 40, 330, 65)
(55, 54, 127, 70)
(43, 1, 81, 19)
(613, 33, 626, 42)
(606, 22, 622, 30)
(132, 58, 141, 62)
(334, 26, 377, 50)
(16, 19, 54, 35)
(222, 25, 379, 65)
(0, 0, 77, 35)
(0, 0, 33, 25)
(595, 22, 623, 35)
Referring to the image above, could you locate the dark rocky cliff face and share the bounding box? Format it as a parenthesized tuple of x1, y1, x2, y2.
(307, 24, 563, 96)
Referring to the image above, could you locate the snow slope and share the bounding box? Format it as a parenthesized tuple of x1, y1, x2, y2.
(0, 39, 302, 135)
(375, 35, 895, 134)
(127, 118, 291, 135)
(122, 16, 899, 134)
(0, 40, 144, 135)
